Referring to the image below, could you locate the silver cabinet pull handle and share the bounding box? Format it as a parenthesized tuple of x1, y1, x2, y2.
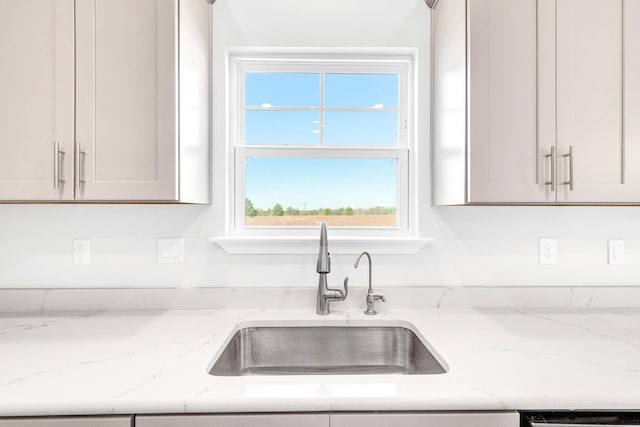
(545, 146, 555, 191)
(74, 142, 86, 190)
(563, 145, 574, 191)
(79, 145, 86, 184)
(53, 142, 65, 189)
(53, 142, 57, 189)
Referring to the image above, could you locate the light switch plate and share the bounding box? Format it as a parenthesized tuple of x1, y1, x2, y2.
(73, 239, 90, 265)
(539, 238, 557, 265)
(158, 238, 184, 264)
(608, 240, 624, 265)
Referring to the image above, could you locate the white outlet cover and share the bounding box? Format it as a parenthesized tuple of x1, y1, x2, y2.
(73, 239, 90, 265)
(539, 238, 557, 265)
(158, 238, 184, 264)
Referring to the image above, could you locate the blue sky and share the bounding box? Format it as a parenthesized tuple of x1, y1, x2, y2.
(245, 73, 398, 108)
(244, 73, 399, 210)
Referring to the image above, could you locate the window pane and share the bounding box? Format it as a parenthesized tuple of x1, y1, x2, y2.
(245, 111, 320, 145)
(245, 73, 320, 107)
(325, 74, 398, 108)
(324, 112, 398, 146)
(245, 158, 397, 227)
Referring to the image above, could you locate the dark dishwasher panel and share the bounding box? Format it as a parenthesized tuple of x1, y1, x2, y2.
(522, 412, 640, 427)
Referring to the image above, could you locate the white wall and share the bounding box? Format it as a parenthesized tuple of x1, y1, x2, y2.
(1, 0, 640, 288)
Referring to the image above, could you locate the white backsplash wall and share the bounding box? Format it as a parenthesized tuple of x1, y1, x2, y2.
(1, 0, 640, 288)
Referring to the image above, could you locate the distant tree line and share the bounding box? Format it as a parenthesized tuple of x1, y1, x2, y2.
(245, 198, 395, 217)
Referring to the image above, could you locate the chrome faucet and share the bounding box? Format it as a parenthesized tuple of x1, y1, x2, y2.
(316, 222, 348, 315)
(354, 251, 386, 315)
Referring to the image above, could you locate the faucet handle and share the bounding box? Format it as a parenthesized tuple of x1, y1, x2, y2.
(342, 277, 349, 299)
(364, 290, 385, 315)
(326, 276, 349, 303)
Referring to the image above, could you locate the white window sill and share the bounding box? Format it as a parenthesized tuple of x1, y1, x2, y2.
(209, 236, 434, 255)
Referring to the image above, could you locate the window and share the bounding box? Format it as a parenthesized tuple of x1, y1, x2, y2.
(228, 52, 415, 238)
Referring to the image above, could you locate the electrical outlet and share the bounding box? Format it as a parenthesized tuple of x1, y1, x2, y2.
(539, 238, 557, 265)
(158, 238, 184, 264)
(73, 239, 90, 265)
(608, 240, 624, 265)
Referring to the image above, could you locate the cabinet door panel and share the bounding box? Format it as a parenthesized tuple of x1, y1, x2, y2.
(468, 0, 552, 202)
(0, 0, 74, 200)
(136, 414, 329, 427)
(624, 0, 640, 202)
(75, 0, 178, 201)
(556, 0, 638, 202)
(0, 417, 131, 427)
(331, 412, 519, 427)
(432, 0, 467, 205)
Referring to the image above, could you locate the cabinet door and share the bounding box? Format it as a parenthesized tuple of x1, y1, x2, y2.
(0, 0, 74, 200)
(0, 417, 131, 427)
(625, 0, 640, 201)
(556, 0, 640, 202)
(468, 0, 554, 203)
(75, 0, 178, 201)
(136, 414, 329, 427)
(331, 412, 518, 427)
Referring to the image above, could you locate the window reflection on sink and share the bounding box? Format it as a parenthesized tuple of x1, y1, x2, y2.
(208, 321, 448, 376)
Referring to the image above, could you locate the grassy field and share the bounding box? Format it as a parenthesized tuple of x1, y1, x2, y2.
(245, 214, 396, 227)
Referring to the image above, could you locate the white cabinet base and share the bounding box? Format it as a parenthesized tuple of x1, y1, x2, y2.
(0, 417, 131, 427)
(136, 414, 329, 427)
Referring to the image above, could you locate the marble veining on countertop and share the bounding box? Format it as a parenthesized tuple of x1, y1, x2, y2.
(1, 307, 640, 416)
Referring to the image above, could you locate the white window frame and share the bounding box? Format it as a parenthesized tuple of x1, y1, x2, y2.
(226, 51, 418, 240)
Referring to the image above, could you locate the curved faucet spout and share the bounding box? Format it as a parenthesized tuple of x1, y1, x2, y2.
(354, 251, 372, 290)
(354, 251, 386, 315)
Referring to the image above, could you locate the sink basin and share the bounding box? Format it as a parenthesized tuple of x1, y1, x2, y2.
(208, 322, 447, 376)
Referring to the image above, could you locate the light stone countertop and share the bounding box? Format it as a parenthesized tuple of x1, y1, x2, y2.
(1, 307, 640, 416)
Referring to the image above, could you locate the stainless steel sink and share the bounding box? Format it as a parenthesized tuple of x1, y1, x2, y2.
(208, 322, 447, 376)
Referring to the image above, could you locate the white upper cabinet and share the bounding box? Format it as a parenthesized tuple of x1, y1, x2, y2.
(75, 0, 178, 201)
(433, 0, 550, 204)
(433, 0, 640, 205)
(0, 0, 74, 200)
(467, 0, 551, 203)
(431, 0, 467, 206)
(0, 0, 210, 203)
(555, 0, 639, 202)
(626, 0, 640, 201)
